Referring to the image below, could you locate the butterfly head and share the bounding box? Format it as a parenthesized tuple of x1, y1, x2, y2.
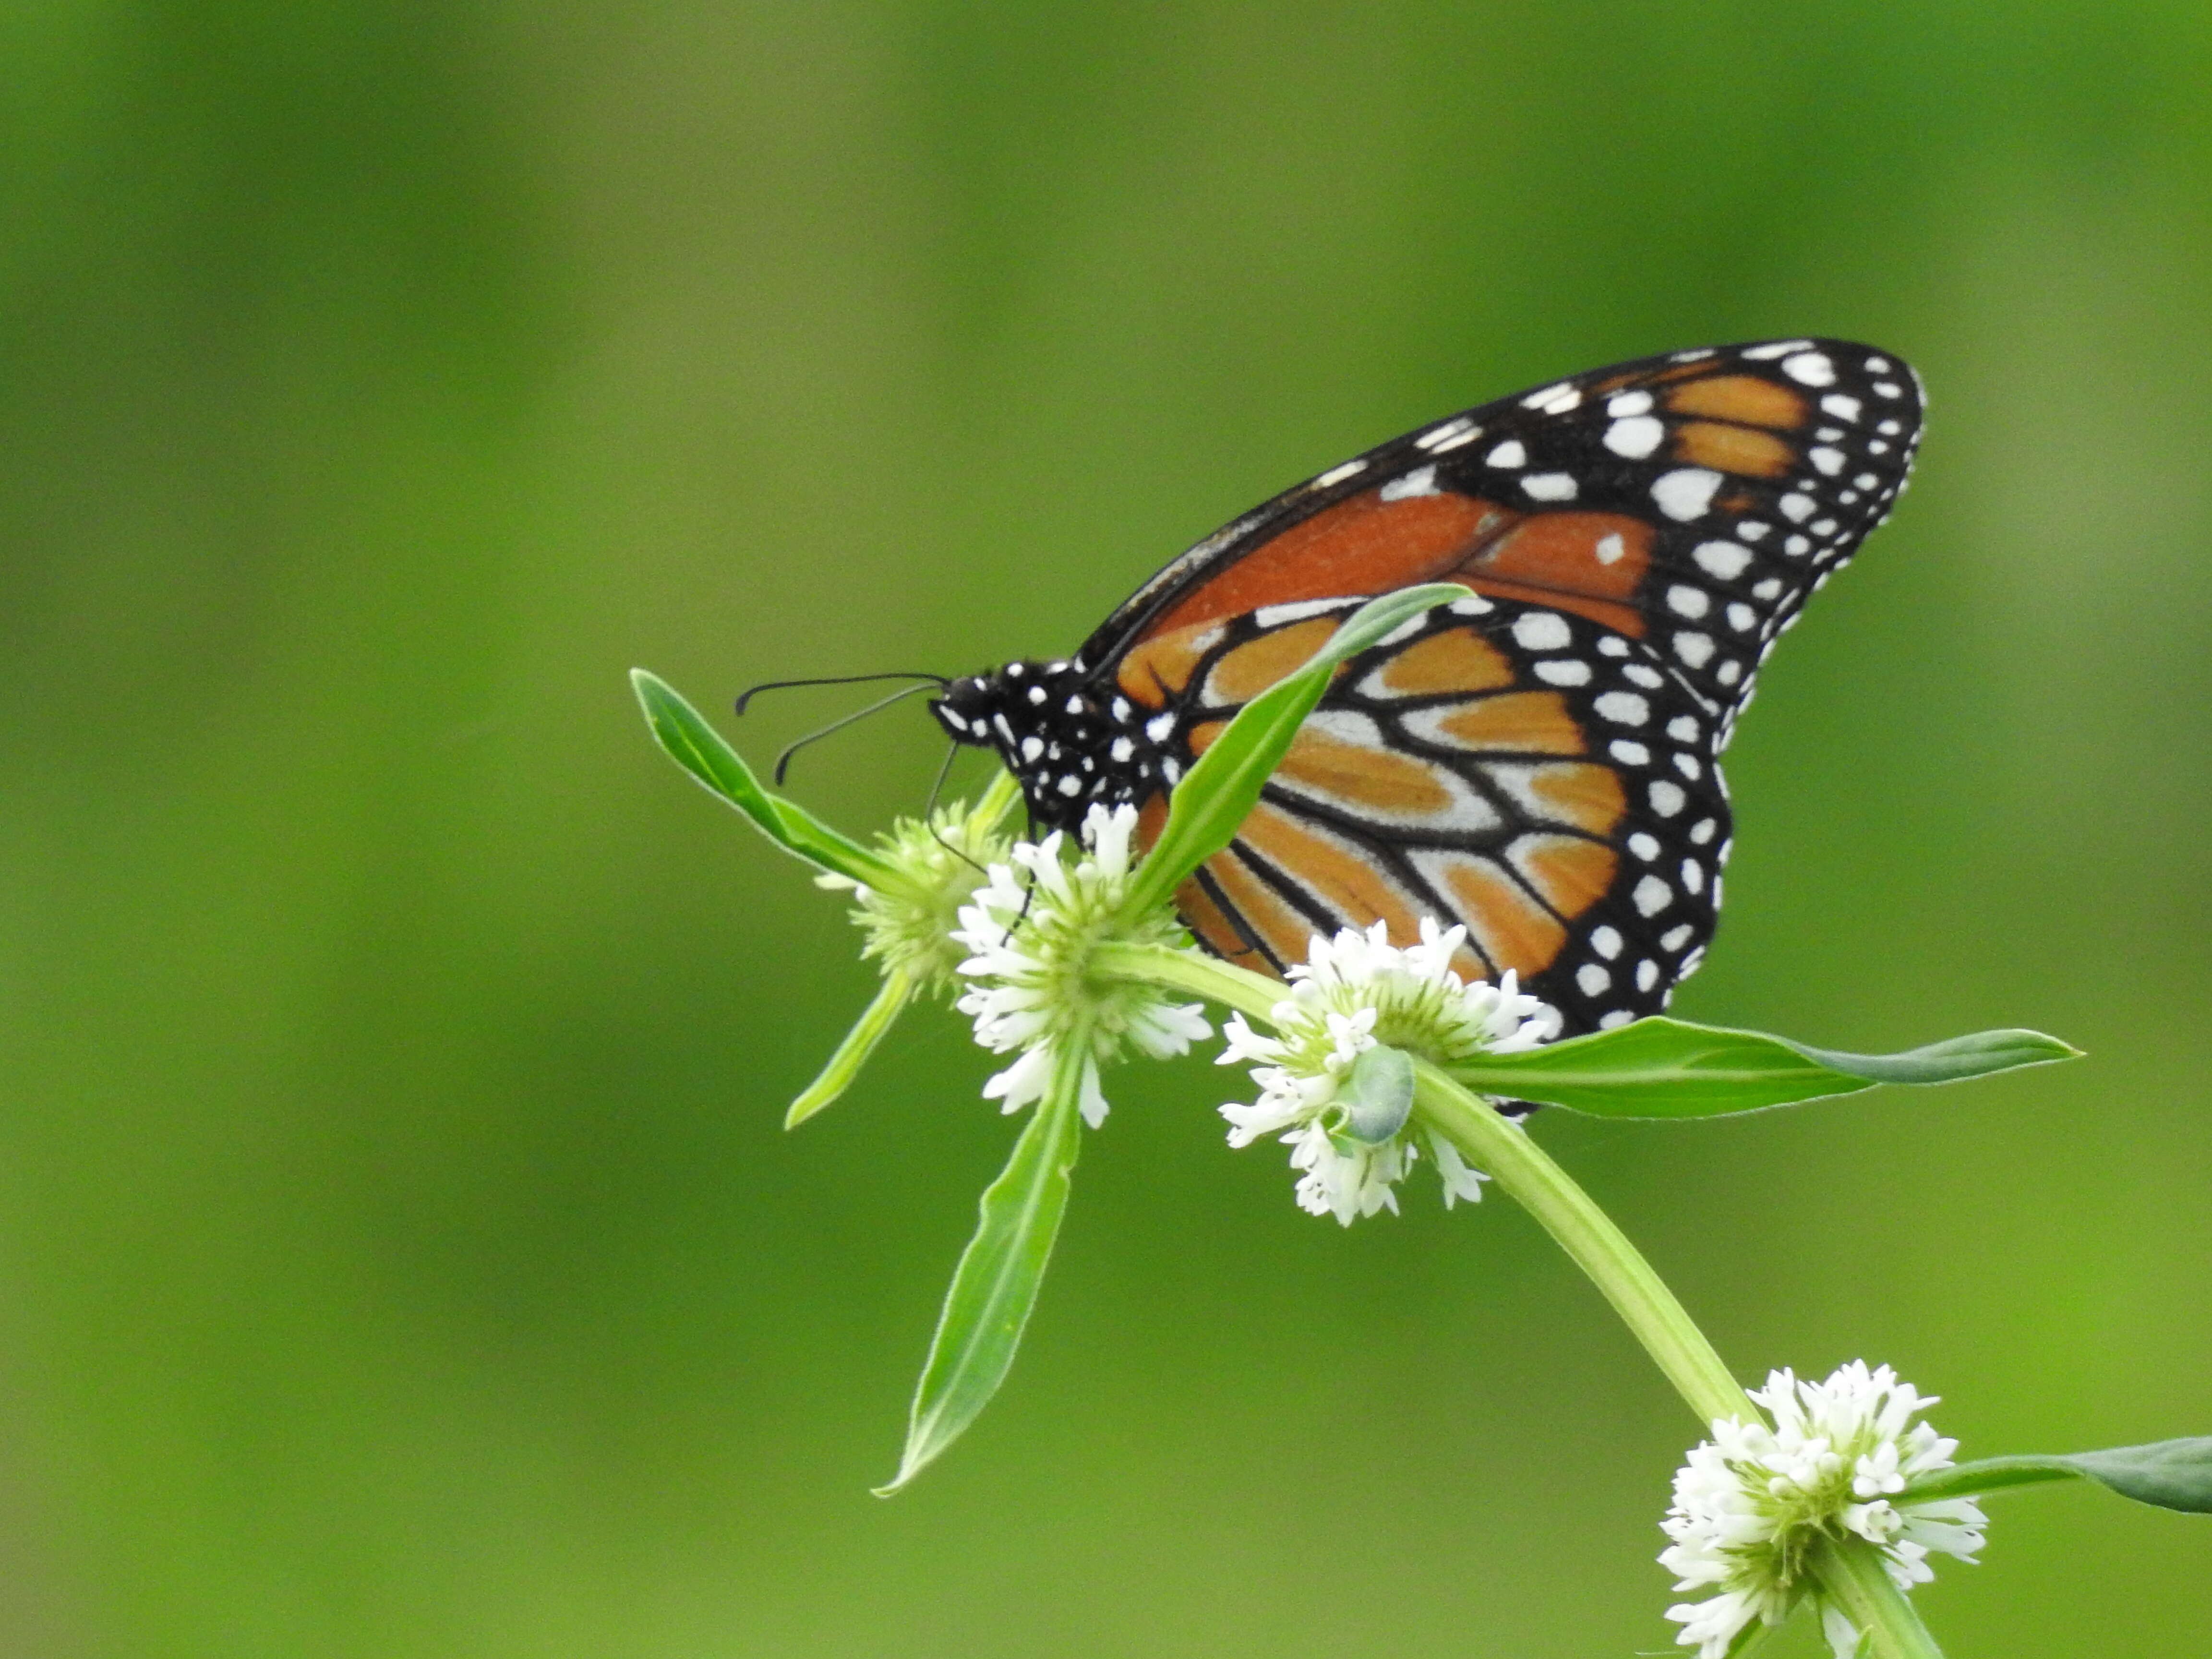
(930, 658, 1153, 833)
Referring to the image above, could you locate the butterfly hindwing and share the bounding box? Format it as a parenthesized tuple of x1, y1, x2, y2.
(1130, 591, 1729, 1031)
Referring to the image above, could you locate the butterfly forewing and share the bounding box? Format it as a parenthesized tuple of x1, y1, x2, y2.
(1084, 338, 1923, 738)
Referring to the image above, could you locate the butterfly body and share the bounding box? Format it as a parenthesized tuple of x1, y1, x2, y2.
(930, 339, 1923, 1035)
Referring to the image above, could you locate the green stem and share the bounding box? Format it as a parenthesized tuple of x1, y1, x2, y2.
(1094, 941, 1283, 1022)
(1813, 1536, 1946, 1659)
(973, 766, 1024, 832)
(1411, 1062, 1751, 1425)
(1101, 942, 1749, 1421)
(1096, 941, 1940, 1659)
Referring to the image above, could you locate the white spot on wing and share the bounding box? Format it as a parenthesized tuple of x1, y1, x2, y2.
(1254, 597, 1356, 627)
(1521, 472, 1578, 501)
(1633, 875, 1673, 915)
(1782, 351, 1837, 386)
(1652, 468, 1723, 521)
(1603, 416, 1665, 459)
(1485, 440, 1527, 469)
(1513, 613, 1572, 651)
(1593, 691, 1649, 725)
(1595, 531, 1626, 565)
(1414, 417, 1478, 452)
(1314, 458, 1368, 489)
(1534, 659, 1591, 687)
(1379, 465, 1440, 502)
(1693, 540, 1752, 580)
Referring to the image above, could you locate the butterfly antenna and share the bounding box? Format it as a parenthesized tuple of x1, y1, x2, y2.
(771, 680, 942, 785)
(737, 670, 947, 716)
(922, 741, 987, 875)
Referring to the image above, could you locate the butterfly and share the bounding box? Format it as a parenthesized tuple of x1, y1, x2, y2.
(928, 339, 1923, 1036)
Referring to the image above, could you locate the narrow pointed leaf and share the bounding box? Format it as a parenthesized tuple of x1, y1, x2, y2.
(1444, 1016, 2078, 1118)
(787, 968, 914, 1128)
(632, 668, 890, 883)
(876, 1063, 1084, 1495)
(1125, 583, 1469, 916)
(1901, 1438, 2212, 1513)
(1783, 1028, 2082, 1085)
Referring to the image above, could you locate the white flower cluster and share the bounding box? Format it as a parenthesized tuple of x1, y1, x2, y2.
(951, 803, 1210, 1128)
(1661, 1361, 1988, 1659)
(1216, 919, 1559, 1225)
(817, 801, 1008, 991)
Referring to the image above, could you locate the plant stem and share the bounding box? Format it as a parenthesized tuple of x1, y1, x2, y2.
(1095, 942, 1944, 1659)
(1813, 1536, 1947, 1659)
(1101, 942, 1750, 1421)
(1411, 1062, 1752, 1426)
(1094, 941, 1283, 1021)
(974, 767, 1024, 830)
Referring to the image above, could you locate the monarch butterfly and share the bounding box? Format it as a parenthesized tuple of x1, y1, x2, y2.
(929, 339, 1923, 1036)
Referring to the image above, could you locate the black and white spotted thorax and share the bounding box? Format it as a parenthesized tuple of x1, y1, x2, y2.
(931, 658, 1164, 832)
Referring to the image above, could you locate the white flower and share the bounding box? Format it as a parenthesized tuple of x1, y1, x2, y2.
(951, 803, 1210, 1128)
(1659, 1361, 1988, 1658)
(1216, 918, 1560, 1224)
(817, 798, 1010, 991)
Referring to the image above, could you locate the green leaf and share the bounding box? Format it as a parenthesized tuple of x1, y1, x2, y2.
(1124, 583, 1469, 915)
(631, 668, 890, 884)
(1783, 1028, 2083, 1084)
(1901, 1438, 2212, 1513)
(1445, 1017, 2079, 1118)
(787, 967, 914, 1129)
(1339, 1044, 1414, 1143)
(875, 1057, 1085, 1495)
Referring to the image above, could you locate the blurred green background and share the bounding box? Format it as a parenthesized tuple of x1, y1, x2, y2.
(2, 2, 2208, 1654)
